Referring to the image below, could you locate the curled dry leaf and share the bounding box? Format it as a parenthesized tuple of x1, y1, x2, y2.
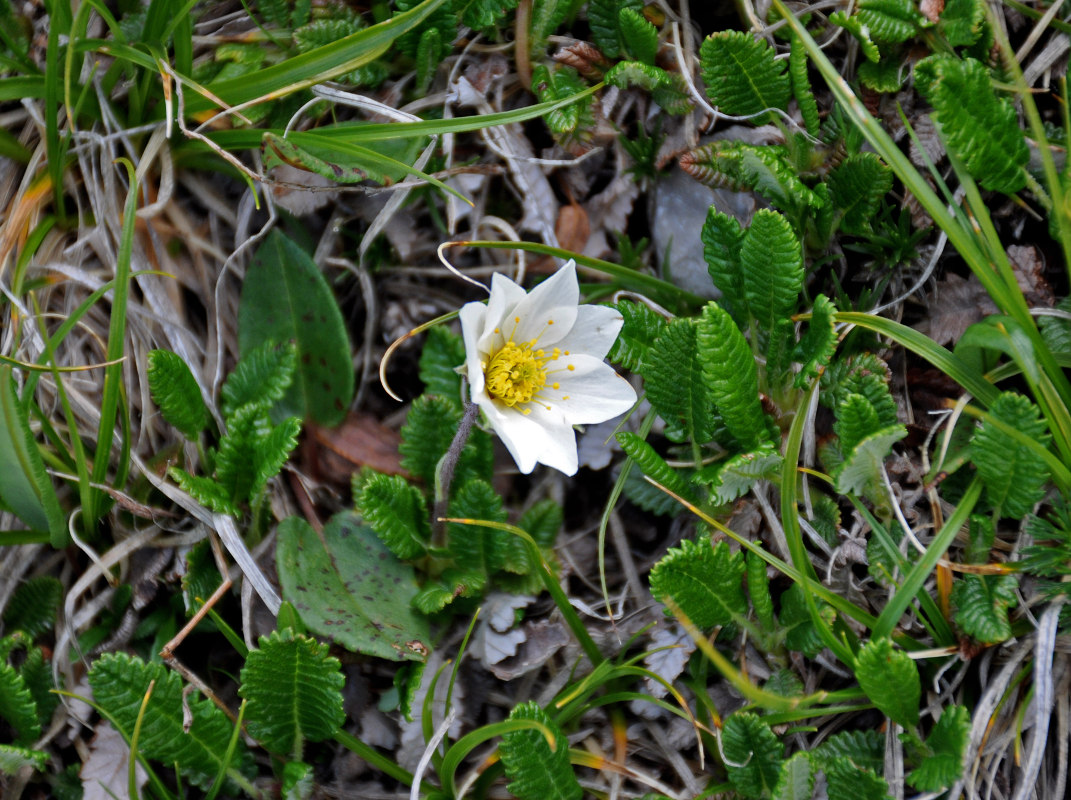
(303, 412, 407, 486)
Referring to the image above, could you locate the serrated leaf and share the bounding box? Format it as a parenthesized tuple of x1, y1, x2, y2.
(701, 208, 746, 324)
(419, 326, 466, 402)
(721, 712, 785, 799)
(779, 583, 832, 657)
(789, 36, 821, 136)
(825, 756, 891, 800)
(906, 705, 969, 791)
(939, 0, 984, 47)
(19, 647, 57, 726)
(741, 210, 804, 336)
(623, 463, 690, 515)
(214, 403, 272, 505)
(221, 340, 298, 421)
(822, 354, 897, 423)
(0, 744, 48, 774)
(88, 652, 251, 790)
(774, 751, 814, 800)
(616, 432, 693, 499)
(858, 56, 906, 92)
(915, 55, 1028, 193)
(794, 295, 837, 387)
(829, 11, 881, 62)
(448, 479, 521, 575)
(499, 701, 581, 800)
(604, 61, 691, 113)
(588, 0, 643, 58)
(3, 576, 61, 640)
(400, 394, 492, 488)
(531, 64, 593, 141)
(356, 472, 431, 560)
(276, 512, 430, 661)
(252, 415, 301, 497)
(619, 7, 657, 64)
(828, 153, 893, 235)
(147, 350, 209, 439)
(697, 303, 766, 448)
(747, 550, 775, 631)
(857, 0, 924, 43)
(0, 661, 39, 745)
(517, 498, 563, 549)
(701, 445, 783, 505)
(607, 300, 666, 372)
(813, 729, 885, 772)
(855, 638, 920, 728)
(969, 391, 1050, 518)
(0, 366, 65, 545)
(239, 629, 345, 757)
(643, 319, 715, 444)
(650, 538, 747, 630)
(835, 394, 882, 456)
(170, 467, 238, 515)
(238, 229, 355, 426)
(951, 573, 1018, 644)
(833, 425, 907, 495)
(699, 31, 790, 119)
(413, 583, 458, 614)
(456, 0, 518, 29)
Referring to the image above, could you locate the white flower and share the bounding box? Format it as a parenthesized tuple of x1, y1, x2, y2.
(459, 261, 637, 476)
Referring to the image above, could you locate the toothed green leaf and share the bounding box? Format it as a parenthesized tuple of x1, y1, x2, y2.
(857, 0, 924, 44)
(214, 403, 272, 504)
(952, 573, 1018, 644)
(618, 7, 657, 64)
(649, 538, 747, 630)
(616, 432, 694, 500)
(400, 394, 492, 488)
(700, 207, 746, 325)
(789, 37, 821, 135)
(517, 498, 563, 548)
(588, 0, 642, 58)
(170, 467, 238, 515)
(3, 576, 61, 640)
(147, 350, 210, 439)
(855, 638, 920, 728)
(740, 210, 804, 337)
(747, 550, 776, 631)
(722, 712, 785, 799)
(221, 341, 298, 422)
(608, 300, 666, 372)
(531, 64, 594, 148)
(239, 629, 345, 757)
(419, 326, 466, 403)
(829, 11, 880, 62)
(699, 30, 790, 119)
(858, 56, 906, 92)
(643, 318, 716, 444)
(699, 445, 783, 505)
(773, 752, 814, 800)
(605, 61, 692, 114)
(448, 478, 523, 575)
(0, 661, 39, 745)
(779, 583, 833, 657)
(18, 646, 57, 726)
(939, 0, 985, 47)
(794, 295, 837, 387)
(813, 729, 885, 773)
(456, 0, 518, 29)
(251, 415, 301, 498)
(697, 303, 766, 448)
(828, 153, 893, 235)
(833, 425, 907, 495)
(969, 391, 1050, 518)
(499, 702, 581, 800)
(0, 745, 48, 775)
(915, 55, 1028, 194)
(835, 393, 883, 456)
(88, 652, 252, 790)
(906, 705, 970, 791)
(825, 756, 891, 800)
(821, 354, 897, 426)
(356, 472, 431, 560)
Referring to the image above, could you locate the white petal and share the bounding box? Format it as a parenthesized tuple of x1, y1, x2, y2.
(477, 273, 527, 354)
(481, 397, 579, 475)
(540, 355, 638, 424)
(459, 300, 489, 396)
(550, 304, 625, 361)
(509, 262, 579, 345)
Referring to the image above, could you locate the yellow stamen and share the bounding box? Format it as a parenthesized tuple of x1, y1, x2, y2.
(485, 341, 549, 407)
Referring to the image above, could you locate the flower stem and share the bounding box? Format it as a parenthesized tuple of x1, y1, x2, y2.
(433, 401, 481, 545)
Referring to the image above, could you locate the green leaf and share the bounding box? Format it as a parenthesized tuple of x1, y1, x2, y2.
(499, 701, 581, 800)
(747, 550, 776, 631)
(779, 583, 832, 657)
(951, 573, 1018, 644)
(773, 752, 814, 800)
(700, 208, 746, 325)
(854, 638, 920, 728)
(813, 729, 885, 773)
(531, 64, 594, 146)
(147, 350, 209, 439)
(833, 425, 907, 495)
(740, 210, 804, 336)
(357, 472, 431, 560)
(419, 326, 466, 402)
(88, 652, 251, 790)
(969, 391, 1050, 518)
(789, 36, 821, 136)
(604, 62, 691, 114)
(829, 11, 880, 62)
(448, 479, 520, 575)
(170, 467, 238, 515)
(858, 56, 906, 93)
(906, 705, 970, 791)
(821, 354, 897, 426)
(824, 756, 891, 800)
(238, 229, 355, 426)
(0, 744, 48, 775)
(220, 340, 298, 421)
(699, 31, 790, 119)
(939, 0, 984, 47)
(0, 661, 39, 745)
(857, 0, 924, 43)
(252, 416, 302, 498)
(214, 404, 272, 505)
(400, 394, 491, 488)
(914, 55, 1028, 194)
(697, 303, 766, 448)
(276, 512, 430, 661)
(517, 498, 563, 549)
(608, 299, 667, 372)
(456, 0, 518, 29)
(262, 132, 386, 183)
(701, 445, 783, 505)
(18, 646, 57, 726)
(239, 629, 345, 757)
(619, 7, 657, 65)
(649, 538, 747, 630)
(643, 319, 715, 444)
(828, 153, 893, 235)
(721, 712, 785, 799)
(835, 393, 883, 456)
(0, 366, 65, 545)
(588, 0, 642, 58)
(2, 576, 61, 640)
(616, 432, 694, 499)
(794, 294, 837, 387)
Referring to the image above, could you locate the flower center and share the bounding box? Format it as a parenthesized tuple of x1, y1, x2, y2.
(485, 342, 550, 408)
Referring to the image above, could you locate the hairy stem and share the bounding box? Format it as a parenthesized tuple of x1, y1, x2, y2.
(432, 401, 481, 545)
